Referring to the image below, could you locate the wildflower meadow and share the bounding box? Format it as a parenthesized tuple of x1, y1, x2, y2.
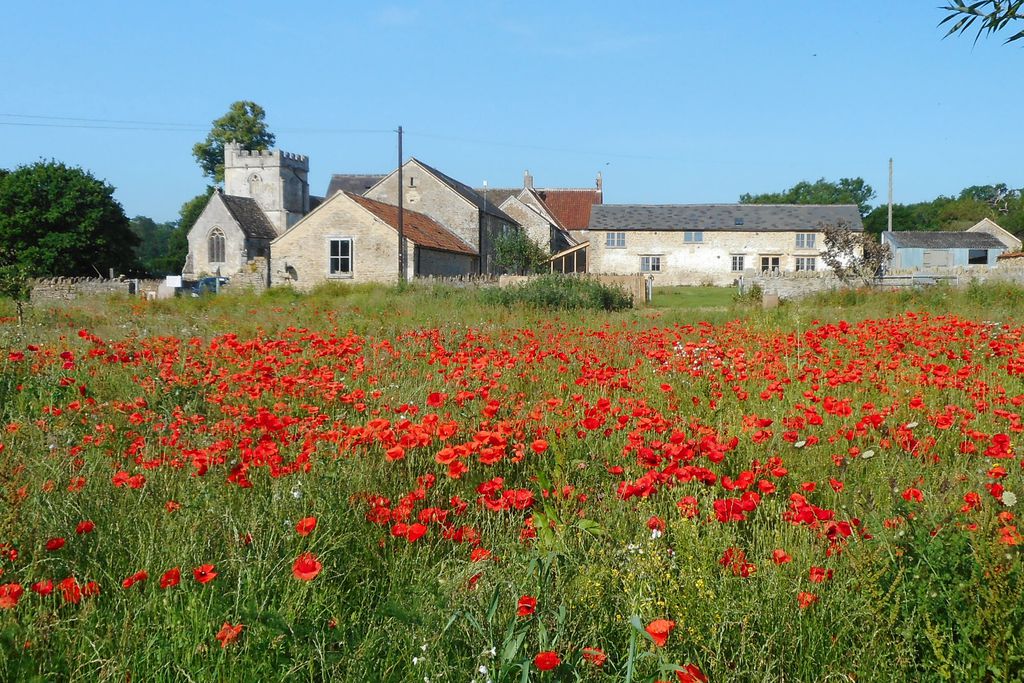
(2, 282, 1024, 681)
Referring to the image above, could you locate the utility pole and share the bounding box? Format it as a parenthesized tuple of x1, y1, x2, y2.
(397, 126, 405, 283)
(887, 157, 893, 233)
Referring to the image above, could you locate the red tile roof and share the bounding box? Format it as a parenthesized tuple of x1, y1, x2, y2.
(536, 189, 602, 230)
(347, 193, 477, 256)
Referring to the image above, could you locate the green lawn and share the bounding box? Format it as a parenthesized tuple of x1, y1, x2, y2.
(650, 285, 736, 309)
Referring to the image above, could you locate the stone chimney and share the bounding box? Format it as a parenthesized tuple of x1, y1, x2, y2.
(524, 170, 533, 189)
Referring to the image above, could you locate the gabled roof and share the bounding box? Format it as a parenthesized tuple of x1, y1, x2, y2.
(220, 193, 278, 239)
(884, 231, 1006, 250)
(347, 193, 477, 256)
(536, 189, 602, 230)
(327, 174, 386, 197)
(411, 158, 516, 223)
(589, 204, 864, 232)
(476, 187, 520, 208)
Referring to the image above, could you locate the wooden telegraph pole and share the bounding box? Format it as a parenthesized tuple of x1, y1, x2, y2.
(397, 125, 406, 283)
(887, 158, 893, 233)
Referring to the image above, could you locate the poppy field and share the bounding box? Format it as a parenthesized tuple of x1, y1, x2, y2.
(2, 283, 1024, 681)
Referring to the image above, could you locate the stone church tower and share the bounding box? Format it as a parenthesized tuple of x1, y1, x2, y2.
(223, 141, 309, 234)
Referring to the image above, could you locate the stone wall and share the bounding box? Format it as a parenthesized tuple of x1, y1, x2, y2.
(30, 277, 162, 301)
(231, 258, 270, 291)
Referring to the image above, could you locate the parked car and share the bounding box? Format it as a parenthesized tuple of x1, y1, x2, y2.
(190, 276, 230, 297)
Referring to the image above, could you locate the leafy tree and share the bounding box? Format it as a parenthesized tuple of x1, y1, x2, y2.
(130, 215, 177, 276)
(820, 222, 890, 287)
(152, 187, 215, 275)
(0, 247, 30, 325)
(492, 229, 550, 275)
(0, 161, 139, 277)
(941, 1, 1024, 43)
(193, 101, 275, 183)
(740, 177, 875, 216)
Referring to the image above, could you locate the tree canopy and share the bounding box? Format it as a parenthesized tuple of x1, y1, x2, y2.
(192, 101, 275, 183)
(941, 1, 1024, 43)
(862, 183, 1024, 235)
(0, 161, 139, 277)
(739, 177, 876, 216)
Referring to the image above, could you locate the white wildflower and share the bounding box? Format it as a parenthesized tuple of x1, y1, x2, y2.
(650, 528, 662, 540)
(1002, 491, 1018, 507)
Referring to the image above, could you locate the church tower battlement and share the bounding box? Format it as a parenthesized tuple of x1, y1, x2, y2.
(223, 141, 309, 234)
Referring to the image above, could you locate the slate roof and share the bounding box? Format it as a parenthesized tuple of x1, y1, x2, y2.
(412, 159, 517, 223)
(326, 174, 386, 197)
(537, 189, 602, 230)
(475, 187, 520, 209)
(885, 231, 1007, 250)
(220, 194, 279, 240)
(347, 193, 477, 256)
(589, 204, 864, 232)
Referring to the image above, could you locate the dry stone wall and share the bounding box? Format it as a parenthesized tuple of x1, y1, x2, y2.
(30, 277, 162, 302)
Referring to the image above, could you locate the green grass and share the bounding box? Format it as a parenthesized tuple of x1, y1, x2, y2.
(1, 281, 1024, 681)
(650, 285, 737, 310)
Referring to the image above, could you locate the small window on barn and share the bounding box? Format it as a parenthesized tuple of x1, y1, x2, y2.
(640, 255, 662, 272)
(683, 231, 703, 243)
(606, 232, 626, 248)
(734, 218, 744, 226)
(968, 249, 988, 265)
(796, 233, 816, 249)
(329, 237, 353, 276)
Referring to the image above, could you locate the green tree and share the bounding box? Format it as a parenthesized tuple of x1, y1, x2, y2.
(0, 161, 139, 276)
(130, 215, 177, 276)
(492, 229, 549, 275)
(192, 101, 275, 183)
(740, 177, 875, 216)
(0, 247, 30, 325)
(152, 187, 215, 275)
(941, 1, 1024, 43)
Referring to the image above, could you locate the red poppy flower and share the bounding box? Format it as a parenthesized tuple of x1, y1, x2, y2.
(83, 581, 100, 597)
(531, 439, 548, 454)
(534, 650, 560, 671)
(292, 552, 322, 581)
(646, 619, 675, 647)
(215, 622, 244, 648)
(58, 577, 82, 605)
(517, 595, 537, 617)
(160, 568, 181, 589)
(426, 392, 447, 408)
(772, 549, 792, 565)
(45, 537, 66, 552)
(797, 591, 819, 609)
(581, 647, 607, 666)
(193, 564, 217, 584)
(677, 663, 708, 683)
(31, 579, 53, 596)
(0, 583, 24, 609)
(295, 516, 317, 536)
(470, 548, 492, 562)
(122, 570, 149, 589)
(809, 566, 833, 583)
(75, 520, 95, 534)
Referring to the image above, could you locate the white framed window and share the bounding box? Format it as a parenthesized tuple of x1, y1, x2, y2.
(761, 255, 781, 273)
(329, 237, 353, 276)
(730, 255, 745, 272)
(684, 231, 703, 243)
(640, 255, 662, 272)
(795, 256, 816, 272)
(208, 228, 225, 264)
(796, 233, 816, 249)
(606, 232, 626, 248)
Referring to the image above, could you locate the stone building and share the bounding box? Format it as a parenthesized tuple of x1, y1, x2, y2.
(585, 204, 863, 286)
(184, 142, 316, 279)
(966, 217, 1022, 252)
(271, 191, 476, 289)
(365, 159, 516, 275)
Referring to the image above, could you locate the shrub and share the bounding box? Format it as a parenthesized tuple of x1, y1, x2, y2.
(484, 275, 633, 311)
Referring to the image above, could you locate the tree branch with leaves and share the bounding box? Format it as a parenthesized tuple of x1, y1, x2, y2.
(941, 1, 1024, 44)
(820, 222, 891, 288)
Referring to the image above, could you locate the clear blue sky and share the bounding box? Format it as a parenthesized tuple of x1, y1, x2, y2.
(1, 1, 1019, 223)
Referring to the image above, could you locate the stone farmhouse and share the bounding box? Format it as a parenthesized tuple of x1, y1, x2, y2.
(581, 204, 864, 286)
(270, 191, 476, 288)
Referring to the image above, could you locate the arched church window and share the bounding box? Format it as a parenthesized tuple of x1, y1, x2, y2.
(248, 174, 262, 196)
(208, 228, 226, 263)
